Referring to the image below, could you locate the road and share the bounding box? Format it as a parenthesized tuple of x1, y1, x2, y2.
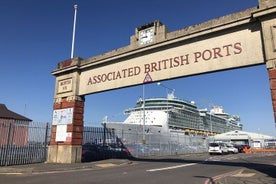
(0, 153, 275, 184)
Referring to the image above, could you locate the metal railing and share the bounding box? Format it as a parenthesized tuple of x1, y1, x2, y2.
(1, 122, 210, 165)
(83, 125, 209, 158)
(110, 128, 209, 157)
(0, 121, 51, 166)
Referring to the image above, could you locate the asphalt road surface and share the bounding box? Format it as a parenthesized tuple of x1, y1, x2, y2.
(0, 153, 275, 184)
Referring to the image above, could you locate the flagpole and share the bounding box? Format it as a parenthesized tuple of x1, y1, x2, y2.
(71, 4, 78, 59)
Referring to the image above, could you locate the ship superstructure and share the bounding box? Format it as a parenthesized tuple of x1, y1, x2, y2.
(121, 93, 242, 135)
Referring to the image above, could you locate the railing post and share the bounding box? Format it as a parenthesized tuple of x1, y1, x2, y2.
(5, 123, 13, 166)
(103, 123, 106, 146)
(44, 122, 50, 160)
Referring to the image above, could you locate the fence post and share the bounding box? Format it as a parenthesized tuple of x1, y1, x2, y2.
(103, 123, 106, 146)
(5, 123, 13, 166)
(44, 122, 50, 160)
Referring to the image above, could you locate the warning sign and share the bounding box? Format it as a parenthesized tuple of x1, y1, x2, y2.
(143, 73, 152, 83)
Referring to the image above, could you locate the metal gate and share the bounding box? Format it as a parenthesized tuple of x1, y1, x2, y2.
(82, 125, 131, 162)
(0, 121, 51, 166)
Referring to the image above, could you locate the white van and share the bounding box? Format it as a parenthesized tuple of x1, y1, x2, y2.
(208, 142, 228, 155)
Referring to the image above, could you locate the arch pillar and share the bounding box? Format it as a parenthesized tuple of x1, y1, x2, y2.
(48, 57, 85, 163)
(47, 95, 85, 163)
(257, 0, 276, 125)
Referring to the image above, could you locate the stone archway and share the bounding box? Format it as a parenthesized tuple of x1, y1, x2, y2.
(47, 0, 276, 163)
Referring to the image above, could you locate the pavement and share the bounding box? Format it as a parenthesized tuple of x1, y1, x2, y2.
(0, 158, 275, 184)
(205, 167, 276, 184)
(0, 159, 133, 174)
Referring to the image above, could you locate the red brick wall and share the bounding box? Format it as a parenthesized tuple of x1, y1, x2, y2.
(268, 68, 276, 123)
(50, 97, 84, 146)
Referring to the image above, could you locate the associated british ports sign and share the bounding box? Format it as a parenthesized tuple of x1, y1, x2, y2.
(77, 26, 263, 95)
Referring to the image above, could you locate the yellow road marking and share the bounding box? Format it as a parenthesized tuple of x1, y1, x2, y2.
(233, 173, 256, 177)
(95, 163, 116, 168)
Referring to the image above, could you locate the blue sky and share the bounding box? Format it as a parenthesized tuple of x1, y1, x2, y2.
(1, 0, 275, 136)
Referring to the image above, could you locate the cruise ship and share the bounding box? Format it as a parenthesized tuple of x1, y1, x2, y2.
(104, 92, 242, 155)
(105, 92, 242, 134)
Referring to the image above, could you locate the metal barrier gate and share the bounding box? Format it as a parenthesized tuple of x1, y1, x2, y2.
(0, 121, 50, 166)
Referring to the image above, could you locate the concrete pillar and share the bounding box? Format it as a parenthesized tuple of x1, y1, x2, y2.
(256, 0, 276, 125)
(47, 96, 84, 163)
(268, 69, 276, 123)
(258, 0, 276, 9)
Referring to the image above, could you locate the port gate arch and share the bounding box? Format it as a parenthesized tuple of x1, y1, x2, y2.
(48, 0, 276, 163)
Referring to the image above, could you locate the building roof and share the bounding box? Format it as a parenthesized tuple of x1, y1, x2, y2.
(214, 130, 275, 140)
(0, 104, 32, 121)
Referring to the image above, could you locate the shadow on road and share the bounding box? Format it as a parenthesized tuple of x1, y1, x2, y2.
(129, 154, 276, 179)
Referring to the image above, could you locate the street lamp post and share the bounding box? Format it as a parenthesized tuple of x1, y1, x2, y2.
(142, 84, 146, 144)
(157, 82, 175, 134)
(209, 103, 213, 135)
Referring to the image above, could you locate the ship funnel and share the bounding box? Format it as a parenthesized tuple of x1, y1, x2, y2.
(157, 82, 175, 99)
(167, 90, 175, 99)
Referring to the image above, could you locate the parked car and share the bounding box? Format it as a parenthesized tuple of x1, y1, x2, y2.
(208, 142, 228, 155)
(227, 144, 238, 154)
(234, 144, 250, 153)
(82, 143, 131, 162)
(82, 143, 106, 162)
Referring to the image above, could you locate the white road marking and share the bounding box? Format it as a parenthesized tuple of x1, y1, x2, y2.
(0, 173, 23, 175)
(147, 163, 197, 172)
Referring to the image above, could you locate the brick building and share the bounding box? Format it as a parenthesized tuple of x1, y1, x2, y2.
(0, 104, 32, 146)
